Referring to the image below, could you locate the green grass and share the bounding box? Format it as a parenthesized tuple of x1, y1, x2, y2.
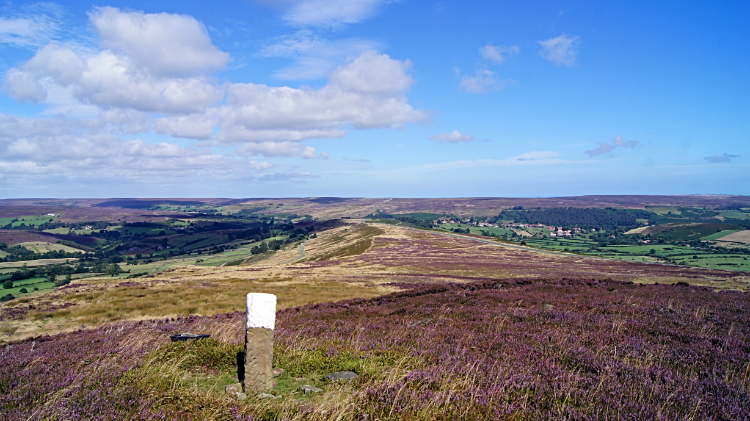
(437, 223, 515, 237)
(718, 211, 750, 220)
(2, 277, 56, 296)
(646, 207, 680, 215)
(0, 215, 54, 228)
(0, 250, 8, 258)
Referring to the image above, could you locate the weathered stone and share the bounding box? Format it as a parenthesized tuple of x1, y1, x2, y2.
(244, 327, 274, 392)
(325, 371, 359, 381)
(235, 392, 247, 401)
(300, 385, 322, 394)
(225, 383, 243, 394)
(272, 368, 285, 377)
(244, 293, 276, 392)
(259, 393, 282, 399)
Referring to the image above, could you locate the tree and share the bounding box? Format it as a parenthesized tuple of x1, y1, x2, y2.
(48, 273, 56, 283)
(107, 264, 123, 277)
(2, 280, 12, 289)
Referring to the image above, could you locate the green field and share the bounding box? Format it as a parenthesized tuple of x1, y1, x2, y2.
(0, 215, 55, 228)
(437, 223, 515, 237)
(718, 211, 750, 220)
(646, 207, 680, 215)
(703, 230, 741, 241)
(1, 277, 56, 297)
(18, 241, 86, 254)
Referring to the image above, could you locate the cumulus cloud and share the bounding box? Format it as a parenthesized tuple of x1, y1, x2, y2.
(585, 136, 638, 157)
(90, 7, 230, 78)
(5, 11, 227, 114)
(218, 51, 428, 143)
(257, 0, 392, 27)
(1, 7, 427, 192)
(429, 130, 489, 144)
(539, 34, 580, 66)
(480, 44, 519, 65)
(458, 70, 515, 94)
(704, 153, 740, 163)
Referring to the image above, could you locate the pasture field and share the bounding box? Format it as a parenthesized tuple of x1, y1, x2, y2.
(18, 241, 86, 253)
(715, 230, 750, 245)
(0, 250, 7, 258)
(646, 206, 680, 215)
(702, 229, 741, 240)
(437, 223, 515, 237)
(718, 210, 750, 219)
(0, 258, 78, 269)
(1, 277, 56, 297)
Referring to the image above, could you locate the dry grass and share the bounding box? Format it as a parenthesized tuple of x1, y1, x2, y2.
(2, 222, 744, 344)
(715, 230, 750, 245)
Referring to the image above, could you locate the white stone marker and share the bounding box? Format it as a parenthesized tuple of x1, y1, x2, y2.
(244, 293, 277, 392)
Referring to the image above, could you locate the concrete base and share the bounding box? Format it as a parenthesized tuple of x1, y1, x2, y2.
(244, 327, 274, 392)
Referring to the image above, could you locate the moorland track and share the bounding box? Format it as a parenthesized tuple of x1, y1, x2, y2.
(281, 239, 309, 265)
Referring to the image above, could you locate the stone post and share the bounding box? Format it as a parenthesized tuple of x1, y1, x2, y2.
(244, 293, 276, 392)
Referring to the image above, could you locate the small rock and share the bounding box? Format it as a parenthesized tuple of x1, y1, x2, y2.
(272, 368, 285, 377)
(325, 371, 359, 381)
(300, 385, 322, 394)
(544, 304, 554, 310)
(258, 393, 281, 399)
(408, 319, 431, 327)
(235, 392, 247, 401)
(225, 383, 243, 394)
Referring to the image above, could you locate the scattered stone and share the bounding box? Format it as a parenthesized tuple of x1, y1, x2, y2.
(325, 371, 359, 381)
(300, 385, 322, 394)
(259, 393, 281, 399)
(294, 377, 307, 381)
(170, 333, 210, 342)
(408, 318, 432, 327)
(235, 392, 247, 401)
(544, 304, 554, 310)
(225, 383, 243, 394)
(272, 368, 285, 377)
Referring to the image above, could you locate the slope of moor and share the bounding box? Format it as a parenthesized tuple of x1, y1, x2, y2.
(1, 221, 745, 343)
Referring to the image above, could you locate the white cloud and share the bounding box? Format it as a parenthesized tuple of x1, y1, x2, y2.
(260, 31, 380, 80)
(585, 136, 638, 157)
(218, 51, 428, 142)
(0, 113, 272, 184)
(480, 44, 519, 65)
(0, 3, 63, 48)
(538, 34, 580, 66)
(89, 7, 230, 77)
(458, 70, 515, 94)
(236, 141, 328, 159)
(5, 10, 227, 114)
(258, 0, 392, 27)
(429, 130, 488, 144)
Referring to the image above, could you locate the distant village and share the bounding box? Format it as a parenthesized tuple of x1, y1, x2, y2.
(435, 218, 597, 237)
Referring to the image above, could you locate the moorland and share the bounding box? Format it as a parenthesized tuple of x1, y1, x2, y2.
(1, 195, 749, 420)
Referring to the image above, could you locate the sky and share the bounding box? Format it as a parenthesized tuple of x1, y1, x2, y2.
(0, 0, 748, 198)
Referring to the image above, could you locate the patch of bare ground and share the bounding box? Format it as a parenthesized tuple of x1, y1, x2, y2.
(715, 230, 750, 245)
(2, 222, 745, 344)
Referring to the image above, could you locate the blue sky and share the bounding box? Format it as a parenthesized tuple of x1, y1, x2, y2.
(0, 0, 747, 198)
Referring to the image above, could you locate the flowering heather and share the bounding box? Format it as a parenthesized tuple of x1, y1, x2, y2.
(2, 279, 749, 420)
